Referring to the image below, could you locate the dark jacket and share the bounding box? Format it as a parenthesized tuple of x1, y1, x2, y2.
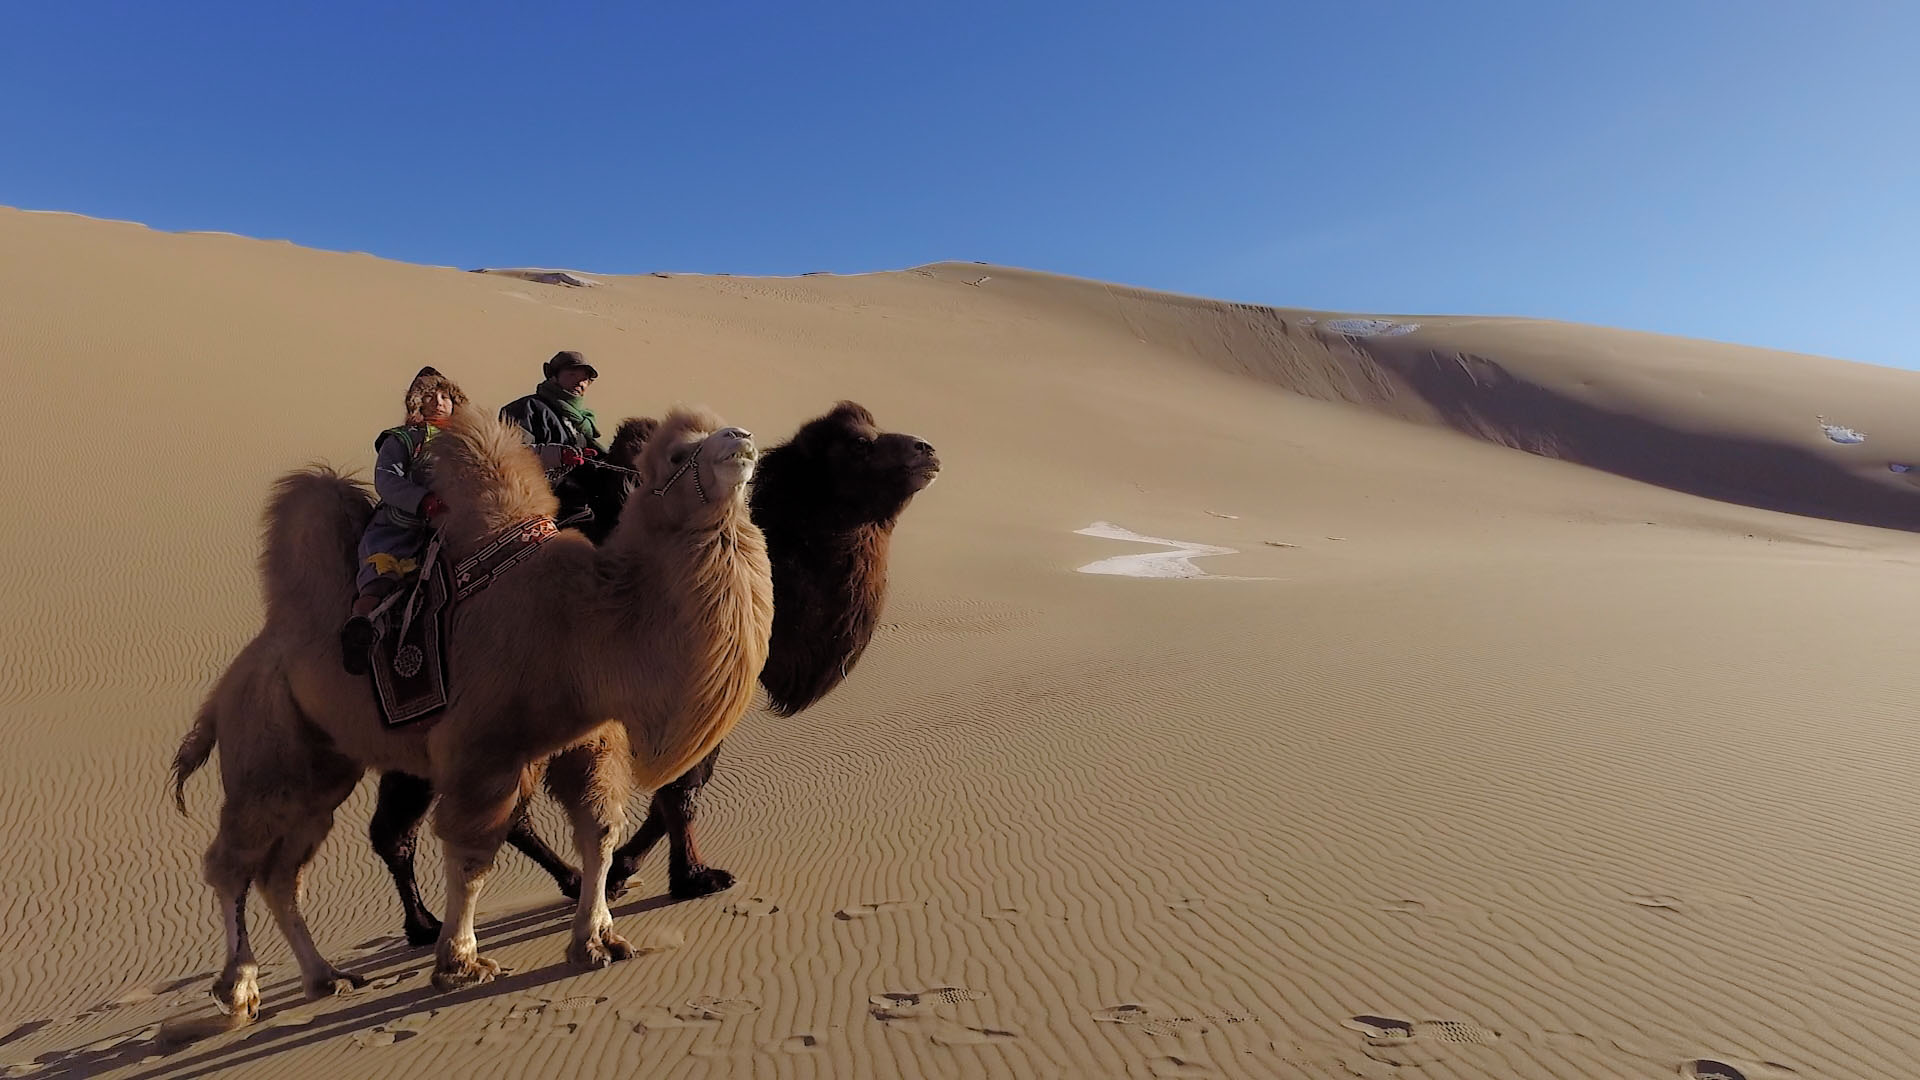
(499, 393, 597, 451)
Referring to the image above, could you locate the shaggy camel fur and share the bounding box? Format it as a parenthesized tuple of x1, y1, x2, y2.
(372, 402, 941, 944)
(170, 405, 772, 1016)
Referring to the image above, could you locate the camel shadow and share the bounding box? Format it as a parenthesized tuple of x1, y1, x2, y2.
(19, 890, 684, 1080)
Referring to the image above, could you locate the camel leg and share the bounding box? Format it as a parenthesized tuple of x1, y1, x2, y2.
(603, 801, 665, 897)
(258, 762, 366, 999)
(200, 726, 351, 1018)
(546, 745, 635, 968)
(370, 772, 443, 948)
(429, 767, 527, 992)
(608, 746, 732, 900)
(205, 868, 260, 1022)
(504, 798, 583, 900)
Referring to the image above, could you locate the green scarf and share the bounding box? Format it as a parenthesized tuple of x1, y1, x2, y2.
(535, 379, 605, 451)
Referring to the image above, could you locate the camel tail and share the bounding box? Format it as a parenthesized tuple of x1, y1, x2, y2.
(260, 467, 372, 621)
(170, 698, 218, 815)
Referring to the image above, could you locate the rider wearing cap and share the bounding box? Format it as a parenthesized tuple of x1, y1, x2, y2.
(499, 349, 608, 469)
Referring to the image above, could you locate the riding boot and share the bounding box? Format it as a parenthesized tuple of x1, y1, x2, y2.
(340, 591, 385, 676)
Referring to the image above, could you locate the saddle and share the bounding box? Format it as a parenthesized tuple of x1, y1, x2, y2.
(366, 517, 560, 728)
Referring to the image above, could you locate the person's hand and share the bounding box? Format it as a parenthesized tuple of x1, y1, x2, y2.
(558, 447, 587, 468)
(422, 494, 449, 519)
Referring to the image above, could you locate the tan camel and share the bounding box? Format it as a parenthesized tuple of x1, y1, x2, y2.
(170, 405, 771, 1019)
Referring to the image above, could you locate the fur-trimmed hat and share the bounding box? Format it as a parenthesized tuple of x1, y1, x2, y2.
(404, 365, 468, 423)
(542, 350, 598, 380)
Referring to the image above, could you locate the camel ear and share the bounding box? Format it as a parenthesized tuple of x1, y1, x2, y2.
(828, 400, 876, 428)
(609, 417, 658, 468)
(792, 401, 874, 452)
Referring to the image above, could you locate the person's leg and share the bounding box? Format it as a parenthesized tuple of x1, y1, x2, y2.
(341, 514, 422, 675)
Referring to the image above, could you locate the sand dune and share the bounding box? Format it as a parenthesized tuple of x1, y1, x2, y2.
(5, 205, 1920, 1078)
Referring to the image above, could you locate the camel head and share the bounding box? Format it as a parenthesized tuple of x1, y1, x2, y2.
(631, 406, 758, 529)
(754, 400, 940, 529)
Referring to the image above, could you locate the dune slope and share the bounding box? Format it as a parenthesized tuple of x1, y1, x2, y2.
(4, 207, 1920, 1079)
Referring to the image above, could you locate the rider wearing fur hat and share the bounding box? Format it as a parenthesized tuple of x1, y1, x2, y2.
(340, 366, 467, 675)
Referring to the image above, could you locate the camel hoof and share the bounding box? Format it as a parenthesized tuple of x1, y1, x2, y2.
(604, 857, 639, 899)
(431, 955, 501, 992)
(305, 968, 368, 1000)
(568, 929, 633, 969)
(670, 865, 736, 900)
(212, 972, 261, 1022)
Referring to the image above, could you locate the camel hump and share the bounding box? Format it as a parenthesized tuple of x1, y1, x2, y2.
(423, 410, 559, 543)
(260, 467, 372, 620)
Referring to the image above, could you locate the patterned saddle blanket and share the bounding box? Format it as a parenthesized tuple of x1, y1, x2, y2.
(369, 517, 560, 728)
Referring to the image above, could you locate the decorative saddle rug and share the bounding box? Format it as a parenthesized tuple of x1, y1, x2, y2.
(369, 516, 560, 728)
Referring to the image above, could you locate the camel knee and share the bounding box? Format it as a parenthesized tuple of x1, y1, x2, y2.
(433, 769, 527, 852)
(371, 773, 434, 864)
(203, 824, 271, 895)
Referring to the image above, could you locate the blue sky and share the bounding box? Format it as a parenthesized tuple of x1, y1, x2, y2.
(3, 3, 1915, 367)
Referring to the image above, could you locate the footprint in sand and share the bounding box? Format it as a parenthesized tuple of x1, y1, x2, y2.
(473, 997, 604, 1046)
(621, 997, 759, 1035)
(870, 988, 1015, 1047)
(1343, 1014, 1500, 1067)
(870, 988, 989, 1019)
(722, 896, 780, 917)
(835, 900, 920, 920)
(621, 1006, 712, 1035)
(680, 997, 761, 1021)
(1094, 1003, 1252, 1037)
(1682, 1059, 1800, 1080)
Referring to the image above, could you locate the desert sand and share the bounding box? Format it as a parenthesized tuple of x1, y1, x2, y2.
(5, 204, 1920, 1079)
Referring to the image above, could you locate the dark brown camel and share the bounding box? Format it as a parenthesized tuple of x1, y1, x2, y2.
(372, 401, 940, 945)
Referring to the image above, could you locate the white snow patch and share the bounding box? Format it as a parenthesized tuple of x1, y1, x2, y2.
(1074, 522, 1272, 580)
(1322, 318, 1419, 337)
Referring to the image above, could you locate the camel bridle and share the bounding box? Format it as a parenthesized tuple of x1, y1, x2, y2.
(651, 438, 710, 503)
